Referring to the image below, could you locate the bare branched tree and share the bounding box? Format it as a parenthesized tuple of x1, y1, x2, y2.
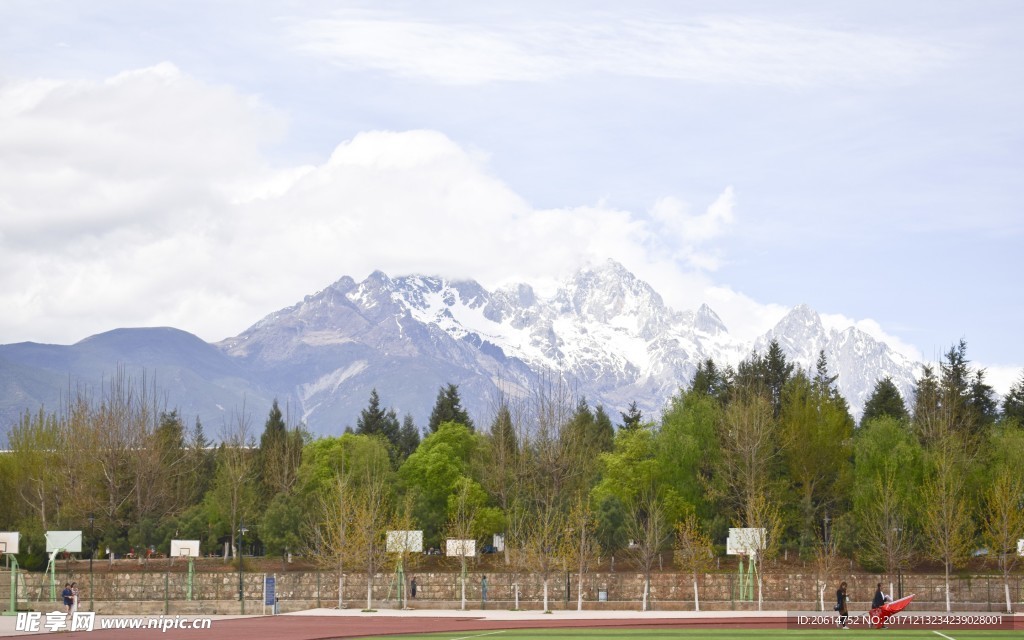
(562, 493, 600, 611)
(982, 468, 1024, 613)
(624, 490, 671, 611)
(674, 512, 714, 611)
(921, 436, 974, 612)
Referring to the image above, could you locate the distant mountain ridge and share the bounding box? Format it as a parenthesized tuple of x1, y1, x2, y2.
(0, 261, 920, 437)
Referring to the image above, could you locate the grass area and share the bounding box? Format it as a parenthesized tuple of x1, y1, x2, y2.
(360, 630, 1022, 640)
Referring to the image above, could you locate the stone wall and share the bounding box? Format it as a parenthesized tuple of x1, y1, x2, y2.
(4, 568, 1022, 614)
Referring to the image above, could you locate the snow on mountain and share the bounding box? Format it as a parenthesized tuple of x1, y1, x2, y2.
(754, 304, 918, 411)
(217, 260, 919, 431)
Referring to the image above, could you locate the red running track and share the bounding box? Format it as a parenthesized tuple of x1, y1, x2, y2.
(61, 614, 792, 640)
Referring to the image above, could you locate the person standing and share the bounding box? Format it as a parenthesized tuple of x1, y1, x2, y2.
(481, 575, 488, 604)
(61, 583, 73, 615)
(872, 583, 885, 609)
(410, 577, 417, 599)
(70, 582, 79, 614)
(835, 581, 849, 629)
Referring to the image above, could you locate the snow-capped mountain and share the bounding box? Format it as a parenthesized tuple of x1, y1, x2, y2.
(753, 304, 918, 411)
(217, 260, 916, 431)
(0, 260, 921, 436)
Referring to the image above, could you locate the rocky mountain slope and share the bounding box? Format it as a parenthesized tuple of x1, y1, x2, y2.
(1, 261, 919, 436)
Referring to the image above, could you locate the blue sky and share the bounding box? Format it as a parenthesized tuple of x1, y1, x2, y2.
(1, 1, 1021, 390)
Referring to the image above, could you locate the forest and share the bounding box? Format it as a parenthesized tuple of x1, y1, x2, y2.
(1, 338, 1023, 611)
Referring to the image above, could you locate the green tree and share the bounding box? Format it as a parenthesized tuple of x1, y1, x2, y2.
(913, 364, 944, 445)
(780, 371, 855, 554)
(398, 421, 479, 544)
(258, 400, 304, 498)
(562, 493, 600, 611)
(657, 389, 722, 520)
(920, 434, 975, 612)
(356, 389, 401, 444)
(619, 401, 643, 430)
(1001, 372, 1024, 425)
(852, 417, 922, 579)
(592, 406, 615, 453)
(690, 358, 730, 401)
(982, 466, 1024, 613)
(861, 376, 909, 427)
(715, 391, 780, 530)
(674, 511, 714, 611)
(765, 340, 795, 417)
(260, 492, 305, 556)
(428, 383, 474, 432)
(396, 414, 421, 461)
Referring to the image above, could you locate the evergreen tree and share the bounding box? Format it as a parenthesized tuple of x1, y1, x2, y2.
(356, 389, 401, 446)
(968, 369, 999, 429)
(764, 339, 795, 417)
(913, 364, 943, 444)
(258, 399, 303, 497)
(812, 350, 839, 397)
(260, 399, 287, 450)
(397, 413, 421, 460)
(258, 399, 288, 498)
(428, 383, 474, 432)
(1002, 372, 1024, 425)
(691, 358, 729, 399)
(733, 339, 793, 416)
(619, 400, 643, 430)
(862, 376, 909, 427)
(592, 405, 615, 453)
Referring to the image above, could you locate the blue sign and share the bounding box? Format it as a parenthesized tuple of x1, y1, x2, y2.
(264, 576, 276, 606)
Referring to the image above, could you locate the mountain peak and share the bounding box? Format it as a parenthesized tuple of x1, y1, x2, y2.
(694, 303, 728, 335)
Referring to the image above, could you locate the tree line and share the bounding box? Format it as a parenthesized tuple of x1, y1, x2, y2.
(1, 340, 1023, 612)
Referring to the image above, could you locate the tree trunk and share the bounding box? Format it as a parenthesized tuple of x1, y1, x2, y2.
(338, 574, 344, 609)
(945, 563, 951, 612)
(543, 579, 549, 612)
(642, 575, 649, 611)
(1005, 580, 1012, 614)
(365, 574, 372, 610)
(693, 573, 700, 612)
(514, 582, 519, 610)
(460, 571, 466, 611)
(577, 572, 583, 611)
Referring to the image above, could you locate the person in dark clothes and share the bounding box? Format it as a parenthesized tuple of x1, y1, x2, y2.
(61, 583, 73, 614)
(872, 583, 886, 609)
(836, 581, 850, 629)
(410, 577, 417, 599)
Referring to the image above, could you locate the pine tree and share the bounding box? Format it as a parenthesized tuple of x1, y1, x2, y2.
(913, 364, 943, 444)
(1002, 372, 1024, 425)
(356, 389, 400, 444)
(592, 405, 615, 453)
(428, 383, 474, 432)
(396, 413, 421, 460)
(764, 339, 794, 417)
(258, 399, 303, 497)
(968, 370, 999, 429)
(862, 376, 909, 427)
(620, 401, 643, 430)
(258, 399, 288, 498)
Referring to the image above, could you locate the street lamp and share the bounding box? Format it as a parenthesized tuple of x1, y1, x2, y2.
(88, 513, 95, 611)
(238, 521, 248, 614)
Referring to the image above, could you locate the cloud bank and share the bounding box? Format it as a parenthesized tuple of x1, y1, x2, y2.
(291, 11, 947, 86)
(0, 64, 760, 346)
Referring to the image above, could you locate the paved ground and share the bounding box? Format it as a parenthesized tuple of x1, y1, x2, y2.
(0, 608, 1019, 639)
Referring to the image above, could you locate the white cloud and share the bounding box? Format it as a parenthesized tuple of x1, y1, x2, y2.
(0, 63, 747, 347)
(290, 11, 949, 86)
(1, 61, 984, 388)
